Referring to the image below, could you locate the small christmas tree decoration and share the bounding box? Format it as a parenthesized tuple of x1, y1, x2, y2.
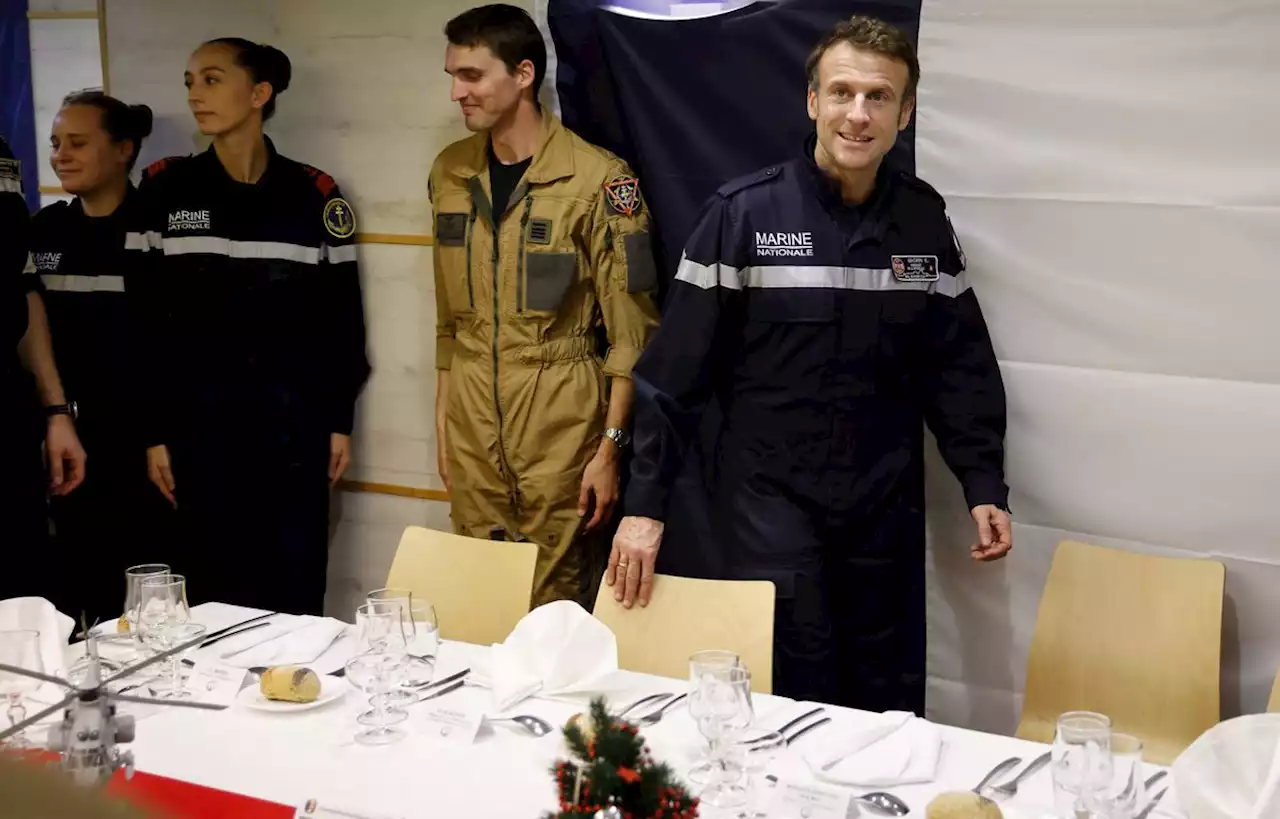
(546, 697, 698, 819)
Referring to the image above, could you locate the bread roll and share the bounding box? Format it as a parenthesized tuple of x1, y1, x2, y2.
(925, 792, 1004, 819)
(259, 666, 321, 703)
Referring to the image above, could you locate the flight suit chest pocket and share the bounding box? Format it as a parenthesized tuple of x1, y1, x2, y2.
(524, 251, 577, 312)
(435, 210, 475, 312)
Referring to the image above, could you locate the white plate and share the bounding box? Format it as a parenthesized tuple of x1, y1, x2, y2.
(237, 674, 347, 712)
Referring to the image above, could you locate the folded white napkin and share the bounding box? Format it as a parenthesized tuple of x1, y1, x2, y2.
(801, 709, 942, 787)
(475, 601, 618, 712)
(1174, 714, 1280, 819)
(215, 615, 347, 669)
(0, 597, 74, 679)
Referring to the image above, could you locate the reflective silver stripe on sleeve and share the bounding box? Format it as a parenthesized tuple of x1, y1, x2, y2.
(40, 274, 126, 293)
(23, 253, 35, 274)
(0, 179, 21, 194)
(125, 231, 161, 251)
(323, 244, 359, 264)
(743, 265, 970, 297)
(161, 236, 322, 264)
(673, 253, 744, 291)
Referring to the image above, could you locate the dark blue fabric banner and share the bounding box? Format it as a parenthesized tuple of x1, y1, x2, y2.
(548, 0, 924, 578)
(1, 0, 38, 211)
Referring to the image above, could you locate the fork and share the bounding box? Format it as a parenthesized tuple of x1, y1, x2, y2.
(634, 692, 688, 725)
(990, 751, 1051, 798)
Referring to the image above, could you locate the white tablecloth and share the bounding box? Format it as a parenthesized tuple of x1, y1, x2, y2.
(64, 603, 1188, 819)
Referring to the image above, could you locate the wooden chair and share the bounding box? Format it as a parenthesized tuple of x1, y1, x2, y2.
(1268, 667, 1280, 713)
(1016, 540, 1225, 764)
(385, 525, 537, 646)
(592, 574, 776, 693)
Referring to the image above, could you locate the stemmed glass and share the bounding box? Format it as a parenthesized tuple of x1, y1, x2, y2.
(402, 602, 439, 687)
(1052, 711, 1114, 819)
(345, 653, 407, 746)
(689, 665, 753, 808)
(136, 574, 191, 686)
(353, 602, 410, 727)
(151, 623, 208, 699)
(687, 650, 743, 786)
(0, 630, 44, 749)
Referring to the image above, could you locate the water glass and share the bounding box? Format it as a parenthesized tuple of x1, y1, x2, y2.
(1052, 711, 1114, 818)
(345, 653, 407, 746)
(1099, 733, 1145, 819)
(739, 731, 785, 819)
(0, 630, 44, 748)
(689, 666, 753, 809)
(355, 601, 408, 655)
(403, 602, 439, 685)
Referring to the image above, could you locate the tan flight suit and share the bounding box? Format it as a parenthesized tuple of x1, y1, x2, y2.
(429, 114, 659, 609)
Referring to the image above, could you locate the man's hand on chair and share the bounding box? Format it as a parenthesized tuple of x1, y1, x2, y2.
(607, 516, 664, 609)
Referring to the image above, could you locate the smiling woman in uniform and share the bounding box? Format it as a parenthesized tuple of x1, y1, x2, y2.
(28, 91, 174, 625)
(126, 38, 370, 615)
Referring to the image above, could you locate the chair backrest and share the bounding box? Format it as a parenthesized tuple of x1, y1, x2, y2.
(591, 573, 776, 693)
(1269, 667, 1280, 713)
(385, 526, 537, 646)
(1016, 540, 1225, 764)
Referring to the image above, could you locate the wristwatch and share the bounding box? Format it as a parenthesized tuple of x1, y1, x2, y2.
(603, 427, 631, 449)
(45, 401, 77, 421)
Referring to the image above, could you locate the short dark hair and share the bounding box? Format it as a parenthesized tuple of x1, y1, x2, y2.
(205, 37, 293, 121)
(805, 15, 920, 102)
(445, 4, 547, 102)
(61, 91, 153, 172)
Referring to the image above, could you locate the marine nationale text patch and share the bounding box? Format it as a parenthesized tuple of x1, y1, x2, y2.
(890, 255, 939, 283)
(604, 176, 641, 216)
(324, 197, 356, 239)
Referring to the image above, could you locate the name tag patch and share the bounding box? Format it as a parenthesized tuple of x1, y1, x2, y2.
(891, 254, 939, 283)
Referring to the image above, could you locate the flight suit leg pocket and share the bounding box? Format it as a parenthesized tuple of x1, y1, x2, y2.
(525, 251, 577, 312)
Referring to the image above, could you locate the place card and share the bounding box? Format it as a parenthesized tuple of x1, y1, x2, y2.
(188, 659, 248, 707)
(419, 702, 484, 745)
(764, 778, 852, 819)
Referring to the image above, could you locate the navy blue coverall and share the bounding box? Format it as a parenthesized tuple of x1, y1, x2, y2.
(625, 137, 1008, 714)
(125, 139, 370, 615)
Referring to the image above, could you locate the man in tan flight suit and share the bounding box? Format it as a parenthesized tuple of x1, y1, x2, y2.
(430, 5, 659, 608)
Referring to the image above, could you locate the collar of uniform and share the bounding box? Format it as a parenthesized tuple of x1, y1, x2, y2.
(446, 111, 575, 185)
(799, 132, 897, 245)
(201, 134, 281, 184)
(67, 182, 137, 221)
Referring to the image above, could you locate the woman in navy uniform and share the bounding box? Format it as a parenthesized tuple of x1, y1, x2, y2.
(28, 92, 174, 625)
(127, 39, 370, 615)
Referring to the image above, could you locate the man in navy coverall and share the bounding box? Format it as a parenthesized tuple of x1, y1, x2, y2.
(606, 16, 1013, 714)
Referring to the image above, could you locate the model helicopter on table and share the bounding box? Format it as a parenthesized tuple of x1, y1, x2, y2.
(0, 626, 223, 787)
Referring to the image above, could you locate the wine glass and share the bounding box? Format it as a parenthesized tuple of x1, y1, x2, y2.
(739, 731, 786, 819)
(0, 630, 44, 749)
(687, 650, 743, 785)
(345, 653, 407, 746)
(137, 574, 191, 683)
(354, 602, 411, 724)
(151, 623, 208, 699)
(1052, 711, 1113, 818)
(402, 602, 438, 686)
(690, 665, 753, 809)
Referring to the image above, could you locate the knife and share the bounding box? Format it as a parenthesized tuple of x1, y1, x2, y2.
(743, 707, 826, 745)
(410, 679, 465, 705)
(784, 716, 831, 746)
(411, 667, 471, 693)
(196, 613, 275, 647)
(199, 620, 270, 649)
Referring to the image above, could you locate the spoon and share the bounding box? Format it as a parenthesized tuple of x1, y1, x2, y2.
(488, 714, 555, 737)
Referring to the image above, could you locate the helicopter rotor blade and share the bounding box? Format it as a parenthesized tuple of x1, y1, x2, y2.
(0, 663, 82, 692)
(108, 693, 226, 711)
(102, 631, 211, 687)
